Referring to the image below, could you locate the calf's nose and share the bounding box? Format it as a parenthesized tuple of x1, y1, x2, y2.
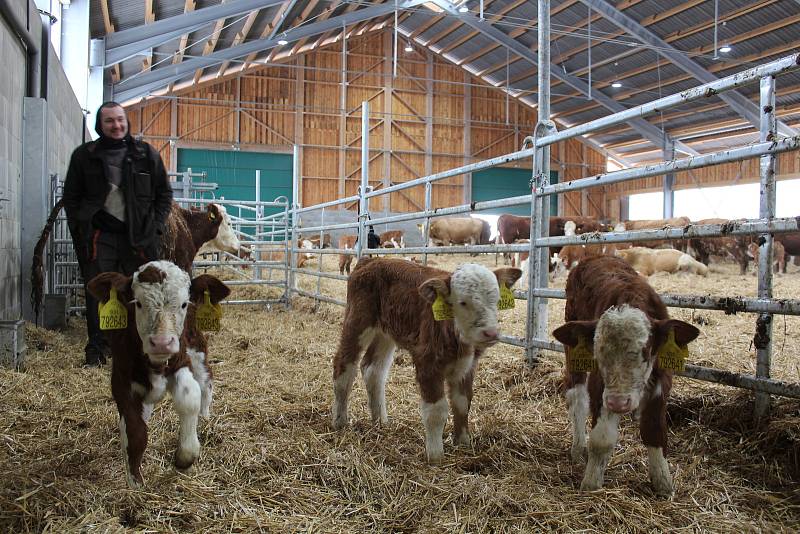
(606, 394, 632, 414)
(149, 334, 178, 354)
(482, 329, 498, 340)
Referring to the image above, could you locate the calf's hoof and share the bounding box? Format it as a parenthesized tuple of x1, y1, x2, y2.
(174, 447, 200, 470)
(331, 413, 348, 430)
(425, 447, 445, 464)
(570, 445, 587, 464)
(453, 430, 472, 447)
(650, 473, 674, 497)
(126, 472, 144, 489)
(580, 475, 603, 492)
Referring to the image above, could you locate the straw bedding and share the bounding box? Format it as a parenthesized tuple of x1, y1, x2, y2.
(2, 251, 800, 532)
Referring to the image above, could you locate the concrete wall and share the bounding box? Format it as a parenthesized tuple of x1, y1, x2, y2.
(0, 14, 27, 321)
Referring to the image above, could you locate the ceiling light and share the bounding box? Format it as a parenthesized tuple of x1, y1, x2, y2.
(404, 42, 413, 52)
(278, 38, 288, 45)
(458, 6, 469, 13)
(718, 45, 732, 53)
(611, 82, 622, 88)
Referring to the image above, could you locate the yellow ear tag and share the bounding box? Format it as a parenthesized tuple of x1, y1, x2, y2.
(98, 287, 128, 330)
(657, 329, 689, 372)
(196, 290, 222, 332)
(208, 210, 216, 221)
(498, 284, 515, 310)
(432, 293, 454, 321)
(567, 335, 597, 373)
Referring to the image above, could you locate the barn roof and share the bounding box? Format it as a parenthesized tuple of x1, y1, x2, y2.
(97, 0, 800, 166)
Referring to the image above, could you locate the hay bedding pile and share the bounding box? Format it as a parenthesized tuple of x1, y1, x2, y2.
(2, 254, 800, 532)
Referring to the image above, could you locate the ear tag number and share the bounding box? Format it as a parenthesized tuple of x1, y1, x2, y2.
(99, 288, 128, 330)
(432, 293, 454, 321)
(657, 329, 689, 372)
(567, 335, 596, 373)
(498, 284, 515, 310)
(196, 290, 222, 332)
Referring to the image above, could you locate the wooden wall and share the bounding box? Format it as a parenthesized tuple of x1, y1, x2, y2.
(126, 29, 608, 216)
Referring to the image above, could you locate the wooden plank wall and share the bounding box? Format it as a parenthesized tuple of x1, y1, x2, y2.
(126, 29, 608, 216)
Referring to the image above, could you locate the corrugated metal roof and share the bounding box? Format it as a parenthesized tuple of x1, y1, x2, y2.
(94, 0, 800, 163)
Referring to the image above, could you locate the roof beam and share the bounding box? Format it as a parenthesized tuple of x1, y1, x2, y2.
(577, 0, 797, 138)
(105, 0, 285, 66)
(167, 0, 196, 92)
(268, 0, 300, 40)
(115, 0, 429, 103)
(215, 8, 260, 78)
(429, 0, 698, 156)
(99, 0, 121, 82)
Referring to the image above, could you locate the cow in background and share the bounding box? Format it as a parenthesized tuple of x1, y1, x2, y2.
(553, 255, 700, 495)
(332, 258, 522, 462)
(427, 217, 491, 247)
(623, 216, 691, 251)
(747, 241, 786, 274)
(616, 247, 708, 277)
(88, 261, 230, 487)
(687, 219, 751, 274)
(380, 230, 405, 248)
(338, 235, 358, 275)
(775, 233, 800, 273)
(496, 214, 607, 265)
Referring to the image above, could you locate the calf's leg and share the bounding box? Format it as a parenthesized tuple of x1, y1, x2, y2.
(447, 369, 475, 447)
(581, 408, 620, 491)
(418, 372, 447, 463)
(332, 325, 376, 429)
(361, 332, 396, 425)
(171, 367, 202, 469)
(565, 373, 589, 463)
(639, 388, 673, 496)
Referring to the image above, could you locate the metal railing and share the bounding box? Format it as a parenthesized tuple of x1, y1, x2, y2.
(286, 48, 800, 421)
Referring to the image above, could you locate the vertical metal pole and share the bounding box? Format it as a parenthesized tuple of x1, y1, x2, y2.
(423, 181, 432, 266)
(357, 101, 370, 260)
(183, 168, 191, 201)
(587, 4, 592, 100)
(663, 140, 675, 219)
(288, 145, 299, 299)
(712, 0, 719, 60)
(254, 169, 262, 281)
(754, 75, 777, 421)
(526, 0, 553, 367)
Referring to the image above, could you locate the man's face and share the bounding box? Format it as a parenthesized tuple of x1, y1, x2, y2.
(100, 106, 128, 140)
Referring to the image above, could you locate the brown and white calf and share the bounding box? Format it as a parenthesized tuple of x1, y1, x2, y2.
(552, 255, 699, 495)
(332, 258, 521, 462)
(379, 230, 405, 248)
(338, 234, 358, 275)
(747, 241, 786, 274)
(87, 261, 230, 487)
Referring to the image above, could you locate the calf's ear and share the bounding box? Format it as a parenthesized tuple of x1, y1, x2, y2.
(552, 320, 598, 348)
(494, 267, 522, 288)
(207, 203, 222, 226)
(87, 272, 133, 303)
(190, 274, 231, 304)
(419, 277, 450, 303)
(653, 319, 700, 347)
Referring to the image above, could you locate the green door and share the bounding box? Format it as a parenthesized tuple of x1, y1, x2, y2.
(177, 149, 292, 238)
(471, 168, 559, 215)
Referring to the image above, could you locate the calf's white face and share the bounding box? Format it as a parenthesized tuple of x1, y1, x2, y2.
(593, 306, 653, 414)
(419, 264, 522, 347)
(131, 261, 192, 363)
(553, 304, 700, 414)
(206, 204, 241, 254)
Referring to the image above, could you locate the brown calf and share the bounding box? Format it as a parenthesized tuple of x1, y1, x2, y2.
(747, 241, 786, 273)
(552, 255, 699, 495)
(87, 261, 230, 487)
(379, 230, 405, 248)
(332, 258, 521, 462)
(338, 235, 358, 275)
(688, 219, 750, 274)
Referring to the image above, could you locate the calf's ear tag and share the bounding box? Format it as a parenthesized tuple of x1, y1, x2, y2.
(196, 290, 222, 332)
(567, 335, 596, 373)
(99, 288, 128, 330)
(657, 329, 688, 372)
(432, 293, 454, 321)
(498, 284, 515, 310)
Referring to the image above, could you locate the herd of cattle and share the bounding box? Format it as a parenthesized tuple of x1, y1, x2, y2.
(30, 203, 797, 495)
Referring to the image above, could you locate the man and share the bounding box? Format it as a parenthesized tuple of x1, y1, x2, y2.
(63, 102, 173, 366)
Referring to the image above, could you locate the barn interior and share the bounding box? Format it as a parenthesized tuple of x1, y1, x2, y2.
(2, 0, 800, 531)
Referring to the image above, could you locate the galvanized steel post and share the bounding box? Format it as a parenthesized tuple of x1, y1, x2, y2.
(357, 101, 370, 260)
(288, 144, 300, 302)
(754, 75, 777, 421)
(526, 0, 553, 366)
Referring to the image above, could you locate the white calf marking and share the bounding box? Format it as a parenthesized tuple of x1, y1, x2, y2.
(420, 397, 449, 462)
(647, 446, 673, 495)
(171, 367, 202, 467)
(187, 348, 212, 418)
(582, 409, 621, 491)
(566, 383, 589, 463)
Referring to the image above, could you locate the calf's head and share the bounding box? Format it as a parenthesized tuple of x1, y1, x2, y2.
(88, 261, 230, 365)
(419, 264, 522, 346)
(205, 204, 241, 255)
(553, 304, 699, 414)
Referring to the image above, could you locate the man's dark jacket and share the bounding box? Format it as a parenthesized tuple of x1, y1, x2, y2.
(62, 137, 172, 261)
